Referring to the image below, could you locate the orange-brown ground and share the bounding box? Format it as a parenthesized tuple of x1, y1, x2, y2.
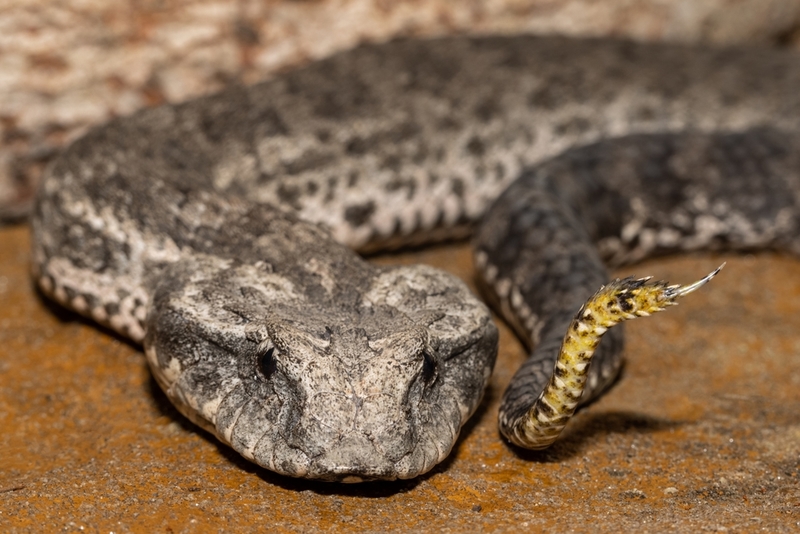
(2, 224, 799, 532)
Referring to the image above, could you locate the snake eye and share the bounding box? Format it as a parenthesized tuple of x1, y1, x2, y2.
(258, 343, 278, 380)
(421, 350, 437, 384)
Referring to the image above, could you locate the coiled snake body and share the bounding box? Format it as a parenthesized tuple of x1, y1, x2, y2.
(31, 36, 800, 481)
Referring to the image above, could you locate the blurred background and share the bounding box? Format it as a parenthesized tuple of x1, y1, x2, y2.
(2, 0, 800, 220)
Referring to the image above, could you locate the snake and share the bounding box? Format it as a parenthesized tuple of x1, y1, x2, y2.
(30, 35, 800, 482)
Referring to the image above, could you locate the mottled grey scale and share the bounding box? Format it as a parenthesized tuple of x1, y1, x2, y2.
(30, 35, 800, 481)
(477, 129, 800, 430)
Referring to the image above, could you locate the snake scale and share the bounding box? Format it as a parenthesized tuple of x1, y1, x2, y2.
(31, 35, 800, 482)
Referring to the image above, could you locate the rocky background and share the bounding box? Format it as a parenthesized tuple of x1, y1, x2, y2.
(2, 0, 800, 219)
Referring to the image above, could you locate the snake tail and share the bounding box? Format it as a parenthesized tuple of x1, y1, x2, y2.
(502, 264, 724, 449)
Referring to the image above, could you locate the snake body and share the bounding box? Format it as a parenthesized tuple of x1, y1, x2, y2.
(31, 36, 800, 481)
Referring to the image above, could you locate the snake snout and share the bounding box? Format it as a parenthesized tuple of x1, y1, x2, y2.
(306, 432, 407, 482)
(286, 391, 417, 479)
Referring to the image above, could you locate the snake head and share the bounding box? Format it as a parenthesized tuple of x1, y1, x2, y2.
(144, 260, 497, 481)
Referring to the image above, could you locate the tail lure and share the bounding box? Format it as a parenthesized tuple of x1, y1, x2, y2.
(505, 264, 725, 449)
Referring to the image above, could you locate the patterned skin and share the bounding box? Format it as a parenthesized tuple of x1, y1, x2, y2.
(31, 36, 800, 480)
